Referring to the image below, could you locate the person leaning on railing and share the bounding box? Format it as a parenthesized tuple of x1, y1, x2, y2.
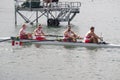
(43, 0, 59, 7)
(21, 0, 41, 8)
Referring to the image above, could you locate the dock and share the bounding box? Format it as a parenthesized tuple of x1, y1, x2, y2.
(14, 0, 81, 26)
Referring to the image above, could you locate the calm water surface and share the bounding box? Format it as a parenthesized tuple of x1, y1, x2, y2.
(0, 0, 120, 80)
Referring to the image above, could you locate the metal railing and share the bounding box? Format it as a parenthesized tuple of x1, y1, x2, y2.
(15, 0, 81, 9)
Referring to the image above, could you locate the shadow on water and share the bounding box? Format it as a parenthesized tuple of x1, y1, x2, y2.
(63, 45, 100, 51)
(63, 45, 77, 49)
(34, 44, 43, 48)
(85, 47, 99, 51)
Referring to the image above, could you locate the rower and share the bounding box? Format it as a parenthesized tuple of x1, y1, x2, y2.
(33, 24, 46, 40)
(19, 24, 32, 39)
(63, 25, 82, 42)
(84, 26, 102, 43)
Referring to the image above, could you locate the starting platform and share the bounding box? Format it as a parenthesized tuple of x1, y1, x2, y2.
(14, 0, 81, 26)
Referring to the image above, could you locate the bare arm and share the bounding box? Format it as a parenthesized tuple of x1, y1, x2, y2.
(71, 31, 83, 39)
(41, 30, 45, 36)
(64, 31, 68, 36)
(19, 29, 26, 35)
(94, 33, 102, 40)
(33, 29, 38, 36)
(71, 31, 76, 35)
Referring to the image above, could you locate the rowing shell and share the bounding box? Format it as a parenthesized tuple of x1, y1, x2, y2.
(11, 38, 120, 48)
(33, 41, 120, 48)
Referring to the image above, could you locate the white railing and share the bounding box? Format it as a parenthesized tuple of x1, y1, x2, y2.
(15, 0, 81, 9)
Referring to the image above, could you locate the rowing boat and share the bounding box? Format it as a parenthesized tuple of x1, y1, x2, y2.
(10, 37, 120, 48)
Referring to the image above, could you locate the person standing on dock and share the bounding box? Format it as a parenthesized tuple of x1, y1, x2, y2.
(33, 24, 46, 40)
(63, 25, 83, 42)
(43, 0, 59, 7)
(84, 26, 102, 43)
(19, 24, 32, 39)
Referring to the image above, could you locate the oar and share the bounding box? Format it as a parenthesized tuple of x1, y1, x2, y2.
(0, 37, 11, 42)
(45, 35, 63, 37)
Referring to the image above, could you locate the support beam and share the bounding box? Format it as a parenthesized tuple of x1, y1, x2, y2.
(15, 7, 17, 26)
(36, 11, 38, 26)
(31, 11, 47, 23)
(69, 13, 77, 21)
(17, 11, 31, 23)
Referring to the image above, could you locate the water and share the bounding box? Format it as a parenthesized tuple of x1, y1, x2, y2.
(0, 0, 120, 80)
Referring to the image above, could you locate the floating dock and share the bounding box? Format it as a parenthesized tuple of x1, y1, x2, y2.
(14, 0, 81, 26)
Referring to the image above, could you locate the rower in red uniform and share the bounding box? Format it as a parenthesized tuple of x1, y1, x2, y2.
(33, 24, 46, 40)
(84, 26, 102, 43)
(19, 24, 32, 39)
(64, 25, 82, 42)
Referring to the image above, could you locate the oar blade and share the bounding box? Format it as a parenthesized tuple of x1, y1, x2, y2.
(0, 37, 11, 42)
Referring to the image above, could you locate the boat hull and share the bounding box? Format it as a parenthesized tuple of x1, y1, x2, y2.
(13, 39, 120, 48)
(33, 41, 120, 48)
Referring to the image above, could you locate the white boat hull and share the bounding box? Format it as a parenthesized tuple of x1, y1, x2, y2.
(16, 39, 120, 48)
(34, 41, 120, 48)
